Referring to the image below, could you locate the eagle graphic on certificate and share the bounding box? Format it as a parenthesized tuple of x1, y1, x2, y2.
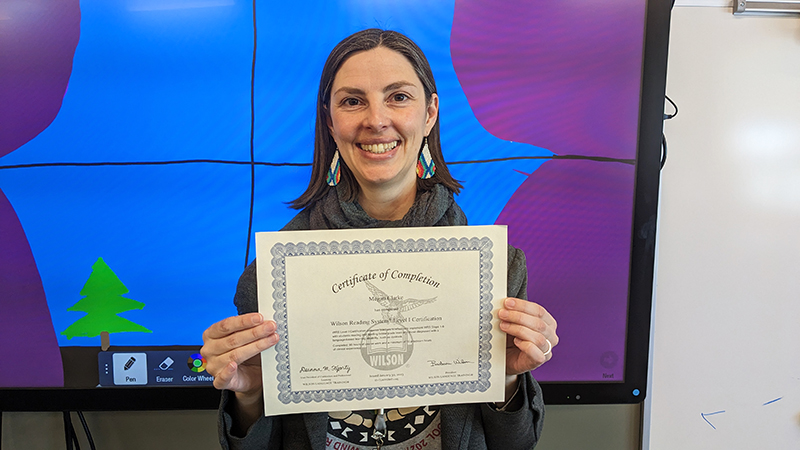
(364, 281, 437, 322)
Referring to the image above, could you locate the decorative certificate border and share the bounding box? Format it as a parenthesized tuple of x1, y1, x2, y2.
(269, 237, 495, 404)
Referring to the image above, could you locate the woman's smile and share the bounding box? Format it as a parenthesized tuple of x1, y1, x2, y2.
(359, 141, 398, 154)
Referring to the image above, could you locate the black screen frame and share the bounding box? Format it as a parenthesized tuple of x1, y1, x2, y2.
(0, 0, 671, 411)
(539, 0, 672, 405)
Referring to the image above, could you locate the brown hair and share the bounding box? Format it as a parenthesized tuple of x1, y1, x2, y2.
(289, 28, 462, 210)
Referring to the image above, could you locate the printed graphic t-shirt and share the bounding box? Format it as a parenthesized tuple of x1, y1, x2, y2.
(326, 406, 441, 450)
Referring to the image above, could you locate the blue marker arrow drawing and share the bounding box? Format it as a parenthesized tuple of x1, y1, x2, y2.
(701, 410, 726, 429)
(702, 396, 784, 430)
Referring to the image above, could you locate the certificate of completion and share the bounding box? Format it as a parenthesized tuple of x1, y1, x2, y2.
(256, 225, 507, 416)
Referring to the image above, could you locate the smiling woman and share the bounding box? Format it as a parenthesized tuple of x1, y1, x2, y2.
(200, 28, 559, 450)
(291, 29, 462, 214)
(327, 46, 439, 220)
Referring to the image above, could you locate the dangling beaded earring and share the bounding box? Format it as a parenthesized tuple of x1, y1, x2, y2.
(416, 137, 436, 179)
(326, 149, 341, 186)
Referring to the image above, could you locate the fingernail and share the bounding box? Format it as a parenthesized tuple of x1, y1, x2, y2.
(498, 309, 509, 319)
(505, 298, 515, 308)
(252, 314, 263, 324)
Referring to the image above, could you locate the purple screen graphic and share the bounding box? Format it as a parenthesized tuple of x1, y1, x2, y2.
(0, 0, 81, 387)
(451, 0, 645, 381)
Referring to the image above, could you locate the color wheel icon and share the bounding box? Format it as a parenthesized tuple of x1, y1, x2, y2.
(187, 353, 206, 373)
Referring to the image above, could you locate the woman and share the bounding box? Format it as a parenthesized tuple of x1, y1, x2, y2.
(201, 29, 559, 450)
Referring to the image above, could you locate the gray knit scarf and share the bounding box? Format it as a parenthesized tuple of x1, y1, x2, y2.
(306, 183, 467, 229)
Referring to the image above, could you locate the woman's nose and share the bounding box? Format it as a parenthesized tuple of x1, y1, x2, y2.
(363, 103, 389, 130)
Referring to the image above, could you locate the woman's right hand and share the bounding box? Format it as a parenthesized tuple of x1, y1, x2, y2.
(200, 312, 279, 399)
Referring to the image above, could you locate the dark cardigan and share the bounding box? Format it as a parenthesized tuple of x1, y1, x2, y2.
(217, 185, 545, 449)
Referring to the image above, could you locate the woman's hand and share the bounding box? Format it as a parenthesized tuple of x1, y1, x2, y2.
(200, 313, 279, 398)
(499, 298, 558, 376)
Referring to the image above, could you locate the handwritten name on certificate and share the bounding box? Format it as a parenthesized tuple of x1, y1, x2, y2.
(255, 225, 507, 416)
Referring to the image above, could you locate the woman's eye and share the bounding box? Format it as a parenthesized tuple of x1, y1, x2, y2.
(344, 98, 360, 106)
(393, 93, 408, 102)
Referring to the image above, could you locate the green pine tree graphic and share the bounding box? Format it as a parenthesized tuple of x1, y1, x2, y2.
(62, 257, 151, 347)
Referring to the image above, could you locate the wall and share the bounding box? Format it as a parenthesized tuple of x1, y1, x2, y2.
(646, 5, 800, 450)
(1, 411, 218, 449)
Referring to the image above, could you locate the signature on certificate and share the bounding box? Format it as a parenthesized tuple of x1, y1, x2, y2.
(427, 358, 475, 367)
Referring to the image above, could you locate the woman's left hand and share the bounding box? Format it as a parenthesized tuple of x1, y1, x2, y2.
(499, 297, 559, 376)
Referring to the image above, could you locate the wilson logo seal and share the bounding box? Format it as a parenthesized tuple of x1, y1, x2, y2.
(361, 321, 414, 370)
(359, 281, 437, 370)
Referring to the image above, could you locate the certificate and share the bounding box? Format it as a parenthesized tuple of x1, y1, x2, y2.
(256, 225, 507, 416)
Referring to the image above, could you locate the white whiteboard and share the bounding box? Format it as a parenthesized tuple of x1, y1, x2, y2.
(646, 6, 800, 449)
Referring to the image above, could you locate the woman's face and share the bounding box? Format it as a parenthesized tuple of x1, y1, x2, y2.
(327, 46, 438, 195)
